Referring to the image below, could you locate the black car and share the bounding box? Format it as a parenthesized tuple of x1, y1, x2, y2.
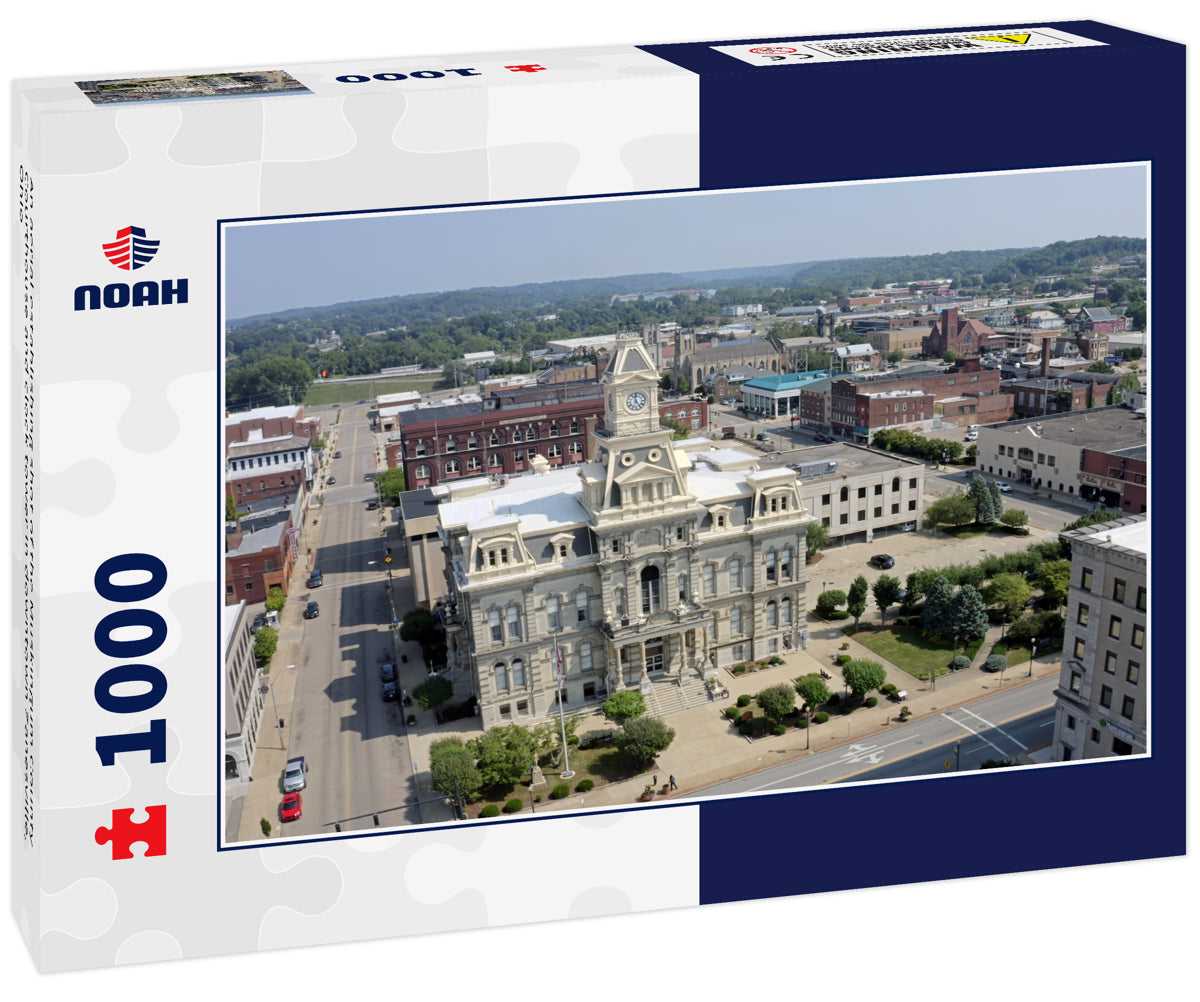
(868, 554, 895, 570)
(327, 475, 336, 485)
(251, 612, 266, 633)
(304, 601, 320, 619)
(333, 450, 342, 459)
(366, 500, 378, 510)
(380, 663, 397, 683)
(307, 569, 323, 588)
(381, 680, 398, 702)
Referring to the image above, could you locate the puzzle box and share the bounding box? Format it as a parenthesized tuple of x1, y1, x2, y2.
(11, 19, 1183, 972)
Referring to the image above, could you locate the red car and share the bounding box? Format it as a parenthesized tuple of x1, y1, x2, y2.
(281, 792, 303, 822)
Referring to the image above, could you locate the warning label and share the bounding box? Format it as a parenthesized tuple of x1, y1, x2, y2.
(713, 27, 1104, 67)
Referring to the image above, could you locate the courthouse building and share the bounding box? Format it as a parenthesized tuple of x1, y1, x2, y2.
(435, 338, 815, 728)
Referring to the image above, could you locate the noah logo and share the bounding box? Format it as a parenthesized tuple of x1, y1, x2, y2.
(75, 225, 187, 311)
(102, 225, 160, 270)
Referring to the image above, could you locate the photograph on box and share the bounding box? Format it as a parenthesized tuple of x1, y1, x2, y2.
(76, 70, 311, 105)
(220, 163, 1148, 845)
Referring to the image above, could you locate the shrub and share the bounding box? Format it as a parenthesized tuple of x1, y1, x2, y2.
(731, 663, 747, 675)
(984, 654, 1008, 673)
(575, 779, 594, 793)
(768, 656, 784, 665)
(951, 655, 971, 671)
(736, 694, 752, 708)
(503, 798, 524, 814)
(827, 692, 841, 705)
(738, 721, 755, 736)
(796, 717, 809, 729)
(724, 707, 740, 722)
(772, 725, 786, 736)
(840, 703, 854, 715)
(813, 711, 830, 724)
(864, 696, 878, 708)
(835, 654, 852, 666)
(549, 783, 570, 800)
(480, 804, 500, 818)
(880, 683, 898, 697)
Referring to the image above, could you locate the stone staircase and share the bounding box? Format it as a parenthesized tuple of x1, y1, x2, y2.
(643, 673, 719, 717)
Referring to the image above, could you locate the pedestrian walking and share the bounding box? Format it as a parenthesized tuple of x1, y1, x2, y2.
(653, 775, 658, 788)
(669, 775, 678, 790)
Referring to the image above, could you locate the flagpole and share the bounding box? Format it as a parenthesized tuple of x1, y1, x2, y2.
(554, 638, 574, 779)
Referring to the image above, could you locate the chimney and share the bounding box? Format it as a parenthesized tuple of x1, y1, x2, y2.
(1041, 339, 1051, 377)
(941, 307, 958, 351)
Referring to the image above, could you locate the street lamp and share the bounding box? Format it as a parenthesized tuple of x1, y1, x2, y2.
(1028, 640, 1038, 677)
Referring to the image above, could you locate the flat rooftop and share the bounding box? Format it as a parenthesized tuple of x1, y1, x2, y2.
(986, 406, 1147, 451)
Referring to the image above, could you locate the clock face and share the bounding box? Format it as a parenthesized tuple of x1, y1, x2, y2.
(625, 391, 647, 412)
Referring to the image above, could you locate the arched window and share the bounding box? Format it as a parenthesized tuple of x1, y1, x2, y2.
(467, 455, 482, 470)
(445, 459, 461, 474)
(511, 428, 523, 443)
(494, 662, 508, 692)
(548, 443, 563, 458)
(490, 431, 501, 446)
(840, 486, 849, 502)
(569, 441, 583, 455)
(489, 453, 503, 467)
(892, 476, 901, 492)
(511, 658, 525, 687)
(415, 464, 432, 480)
(766, 601, 778, 627)
(641, 566, 661, 614)
(729, 556, 743, 591)
(781, 598, 792, 624)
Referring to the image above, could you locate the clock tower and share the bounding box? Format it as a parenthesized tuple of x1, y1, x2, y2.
(603, 337, 662, 437)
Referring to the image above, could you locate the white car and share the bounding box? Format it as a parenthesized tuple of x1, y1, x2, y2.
(998, 483, 1013, 493)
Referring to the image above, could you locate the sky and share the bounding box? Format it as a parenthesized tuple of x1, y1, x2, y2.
(224, 163, 1147, 319)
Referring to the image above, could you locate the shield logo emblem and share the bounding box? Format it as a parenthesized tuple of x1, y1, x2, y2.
(102, 225, 160, 270)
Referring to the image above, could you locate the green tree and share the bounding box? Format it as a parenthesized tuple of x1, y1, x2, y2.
(265, 585, 286, 613)
(470, 724, 540, 788)
(984, 572, 1032, 630)
(616, 715, 676, 767)
(847, 575, 869, 629)
(842, 659, 887, 698)
(805, 520, 830, 560)
(924, 492, 977, 529)
(942, 349, 959, 365)
(413, 674, 453, 710)
(601, 690, 646, 723)
(253, 625, 278, 664)
(374, 467, 407, 504)
(872, 574, 903, 625)
(677, 374, 690, 395)
(225, 493, 238, 522)
(999, 508, 1029, 533)
(815, 588, 846, 618)
(756, 683, 796, 723)
(429, 738, 483, 800)
(794, 674, 831, 712)
(921, 576, 955, 637)
(947, 584, 990, 642)
(400, 608, 439, 646)
(1036, 559, 1072, 608)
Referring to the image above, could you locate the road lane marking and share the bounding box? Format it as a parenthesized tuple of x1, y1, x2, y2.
(953, 705, 1030, 750)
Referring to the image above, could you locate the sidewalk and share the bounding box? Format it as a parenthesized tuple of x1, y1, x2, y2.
(397, 613, 1062, 820)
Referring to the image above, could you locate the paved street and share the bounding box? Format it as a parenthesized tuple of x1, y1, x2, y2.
(230, 404, 1081, 842)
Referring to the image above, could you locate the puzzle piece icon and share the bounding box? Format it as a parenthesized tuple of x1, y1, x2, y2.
(94, 806, 167, 860)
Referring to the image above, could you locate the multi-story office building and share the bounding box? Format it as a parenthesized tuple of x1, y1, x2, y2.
(436, 338, 815, 728)
(1050, 516, 1147, 761)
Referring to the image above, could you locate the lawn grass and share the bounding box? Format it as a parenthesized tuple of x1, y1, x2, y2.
(305, 376, 440, 407)
(853, 625, 986, 681)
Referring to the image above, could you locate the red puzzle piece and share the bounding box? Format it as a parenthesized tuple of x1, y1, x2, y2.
(94, 805, 167, 860)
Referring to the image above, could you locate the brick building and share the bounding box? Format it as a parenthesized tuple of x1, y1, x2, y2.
(921, 306, 1005, 357)
(224, 500, 301, 605)
(830, 378, 935, 441)
(1080, 444, 1147, 514)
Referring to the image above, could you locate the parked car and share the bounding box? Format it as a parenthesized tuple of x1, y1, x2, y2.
(366, 500, 378, 510)
(333, 450, 342, 458)
(304, 601, 320, 619)
(380, 663, 397, 683)
(868, 554, 895, 570)
(307, 569, 323, 588)
(281, 792, 303, 822)
(283, 756, 307, 792)
(998, 482, 1013, 493)
(327, 475, 336, 484)
(251, 612, 265, 633)
(381, 680, 398, 702)
(813, 433, 830, 443)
